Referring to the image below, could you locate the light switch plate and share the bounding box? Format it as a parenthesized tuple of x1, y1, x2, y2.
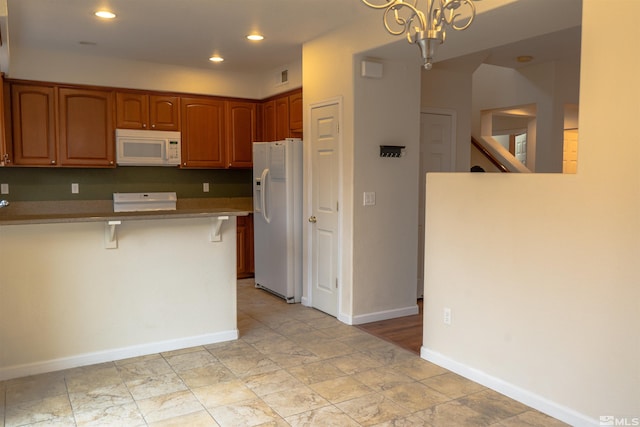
(203, 182, 210, 192)
(71, 183, 79, 194)
(1, 183, 8, 194)
(363, 192, 376, 206)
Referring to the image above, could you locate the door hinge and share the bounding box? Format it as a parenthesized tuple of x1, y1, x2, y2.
(336, 201, 339, 212)
(335, 278, 338, 289)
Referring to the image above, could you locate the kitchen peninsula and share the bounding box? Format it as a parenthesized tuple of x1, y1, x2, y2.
(0, 197, 251, 381)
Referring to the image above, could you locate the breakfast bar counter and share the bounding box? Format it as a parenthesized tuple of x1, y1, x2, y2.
(0, 197, 252, 381)
(0, 197, 252, 225)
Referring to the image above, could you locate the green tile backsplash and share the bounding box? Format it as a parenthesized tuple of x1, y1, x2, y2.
(0, 167, 253, 201)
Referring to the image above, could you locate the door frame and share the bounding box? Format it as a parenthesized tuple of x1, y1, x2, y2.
(303, 97, 343, 320)
(418, 108, 457, 298)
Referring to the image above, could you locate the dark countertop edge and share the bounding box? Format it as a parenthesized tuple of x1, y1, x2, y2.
(0, 209, 250, 226)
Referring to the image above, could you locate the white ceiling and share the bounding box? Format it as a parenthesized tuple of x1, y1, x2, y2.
(5, 0, 373, 73)
(4, 0, 582, 74)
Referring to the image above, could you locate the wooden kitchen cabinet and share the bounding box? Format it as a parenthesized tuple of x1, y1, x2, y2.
(180, 97, 226, 168)
(0, 75, 11, 166)
(4, 78, 298, 169)
(260, 88, 302, 142)
(226, 100, 257, 168)
(237, 214, 255, 278)
(275, 96, 289, 141)
(116, 92, 180, 131)
(10, 83, 57, 166)
(289, 90, 303, 135)
(262, 99, 276, 142)
(58, 87, 115, 167)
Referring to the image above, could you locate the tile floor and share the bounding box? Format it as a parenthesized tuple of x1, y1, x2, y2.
(0, 279, 568, 426)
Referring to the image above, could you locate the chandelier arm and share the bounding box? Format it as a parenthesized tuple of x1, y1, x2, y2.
(383, 7, 409, 36)
(443, 0, 476, 31)
(380, 2, 427, 36)
(361, 0, 407, 10)
(361, 0, 422, 9)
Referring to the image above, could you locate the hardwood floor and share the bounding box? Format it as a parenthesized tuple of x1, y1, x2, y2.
(356, 299, 423, 354)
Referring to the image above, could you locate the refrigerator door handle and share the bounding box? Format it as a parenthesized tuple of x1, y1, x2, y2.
(260, 168, 271, 223)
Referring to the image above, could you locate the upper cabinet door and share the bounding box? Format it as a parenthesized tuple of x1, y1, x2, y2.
(289, 90, 303, 133)
(181, 97, 226, 168)
(116, 92, 180, 131)
(149, 95, 180, 131)
(58, 87, 115, 167)
(226, 101, 256, 168)
(262, 100, 276, 142)
(275, 97, 289, 141)
(116, 92, 149, 129)
(260, 90, 303, 142)
(11, 84, 57, 166)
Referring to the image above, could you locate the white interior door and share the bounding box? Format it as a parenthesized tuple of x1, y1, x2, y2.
(418, 112, 455, 298)
(309, 103, 340, 316)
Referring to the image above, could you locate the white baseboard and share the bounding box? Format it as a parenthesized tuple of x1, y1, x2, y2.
(338, 312, 353, 325)
(420, 347, 598, 427)
(349, 305, 419, 326)
(0, 330, 239, 382)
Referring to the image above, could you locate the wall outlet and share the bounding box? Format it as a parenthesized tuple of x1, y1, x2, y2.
(443, 307, 452, 325)
(71, 183, 79, 194)
(0, 183, 8, 194)
(203, 182, 210, 193)
(363, 191, 376, 206)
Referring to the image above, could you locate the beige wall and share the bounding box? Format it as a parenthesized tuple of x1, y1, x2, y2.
(302, 0, 583, 325)
(7, 45, 301, 99)
(0, 217, 238, 379)
(352, 54, 421, 320)
(423, 1, 640, 424)
(302, 8, 424, 322)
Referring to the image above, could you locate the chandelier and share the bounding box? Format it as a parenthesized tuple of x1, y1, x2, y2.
(361, 0, 479, 70)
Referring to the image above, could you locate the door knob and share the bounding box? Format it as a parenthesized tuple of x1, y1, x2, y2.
(308, 216, 317, 223)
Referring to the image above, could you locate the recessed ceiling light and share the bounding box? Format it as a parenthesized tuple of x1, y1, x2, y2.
(517, 55, 534, 63)
(247, 34, 264, 41)
(95, 10, 116, 19)
(209, 56, 224, 63)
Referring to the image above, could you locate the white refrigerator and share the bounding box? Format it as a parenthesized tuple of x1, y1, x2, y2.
(252, 138, 303, 303)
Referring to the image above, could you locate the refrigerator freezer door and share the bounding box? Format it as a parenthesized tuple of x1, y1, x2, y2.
(270, 143, 286, 179)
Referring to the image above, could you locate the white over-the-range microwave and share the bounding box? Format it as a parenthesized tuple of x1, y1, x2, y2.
(115, 129, 181, 166)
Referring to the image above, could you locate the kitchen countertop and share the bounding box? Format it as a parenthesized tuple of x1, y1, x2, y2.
(0, 197, 253, 225)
